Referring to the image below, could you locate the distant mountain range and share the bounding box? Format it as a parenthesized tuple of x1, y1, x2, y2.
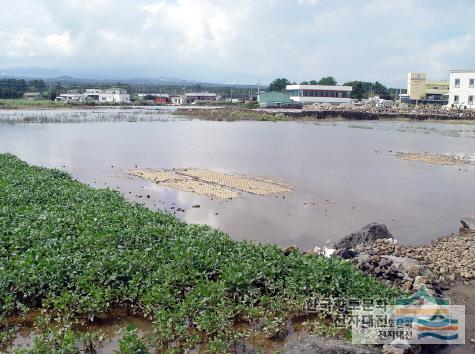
(0, 67, 261, 88)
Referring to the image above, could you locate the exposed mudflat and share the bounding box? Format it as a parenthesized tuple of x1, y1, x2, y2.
(396, 152, 474, 166)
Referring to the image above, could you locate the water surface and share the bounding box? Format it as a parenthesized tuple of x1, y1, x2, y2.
(1, 109, 474, 249)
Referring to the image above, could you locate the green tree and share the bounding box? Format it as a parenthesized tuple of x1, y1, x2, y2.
(0, 79, 28, 98)
(309, 80, 319, 85)
(29, 79, 46, 92)
(300, 81, 309, 85)
(268, 78, 291, 92)
(344, 81, 367, 100)
(343, 81, 390, 100)
(373, 81, 389, 96)
(44, 82, 64, 100)
(317, 76, 337, 85)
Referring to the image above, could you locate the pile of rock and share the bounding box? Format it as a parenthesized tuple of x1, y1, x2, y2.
(333, 223, 440, 293)
(396, 228, 475, 286)
(332, 218, 475, 291)
(353, 238, 399, 256)
(354, 253, 437, 293)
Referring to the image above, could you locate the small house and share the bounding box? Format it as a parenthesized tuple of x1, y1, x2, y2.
(23, 92, 43, 100)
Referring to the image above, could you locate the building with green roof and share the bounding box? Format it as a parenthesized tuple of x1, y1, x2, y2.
(257, 91, 294, 108)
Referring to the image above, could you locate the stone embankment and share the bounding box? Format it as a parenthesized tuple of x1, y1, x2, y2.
(334, 218, 475, 294)
(179, 106, 475, 121)
(284, 107, 475, 121)
(285, 219, 475, 354)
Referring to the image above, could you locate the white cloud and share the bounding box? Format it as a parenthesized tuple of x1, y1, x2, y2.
(6, 31, 73, 58)
(141, 0, 245, 57)
(45, 32, 73, 56)
(0, 0, 474, 85)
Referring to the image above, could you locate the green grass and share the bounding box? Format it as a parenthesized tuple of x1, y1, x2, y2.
(175, 108, 293, 121)
(0, 154, 400, 352)
(0, 99, 66, 109)
(0, 99, 130, 109)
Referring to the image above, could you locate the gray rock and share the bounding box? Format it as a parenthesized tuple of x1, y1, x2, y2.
(335, 223, 393, 249)
(382, 343, 410, 354)
(461, 215, 475, 230)
(338, 248, 359, 259)
(407, 265, 422, 278)
(283, 245, 299, 255)
(382, 345, 404, 354)
(382, 256, 420, 272)
(284, 336, 381, 353)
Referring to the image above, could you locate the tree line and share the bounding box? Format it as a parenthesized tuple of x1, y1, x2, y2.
(267, 77, 404, 100)
(0, 79, 64, 100)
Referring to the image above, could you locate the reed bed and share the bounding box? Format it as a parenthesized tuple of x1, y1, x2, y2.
(0, 109, 183, 124)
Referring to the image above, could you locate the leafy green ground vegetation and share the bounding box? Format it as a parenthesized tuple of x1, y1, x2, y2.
(0, 154, 401, 352)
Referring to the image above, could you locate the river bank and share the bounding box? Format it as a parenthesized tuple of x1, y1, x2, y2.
(175, 107, 475, 122)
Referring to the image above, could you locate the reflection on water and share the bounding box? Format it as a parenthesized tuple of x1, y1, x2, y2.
(0, 110, 474, 250)
(6, 309, 307, 353)
(6, 310, 153, 353)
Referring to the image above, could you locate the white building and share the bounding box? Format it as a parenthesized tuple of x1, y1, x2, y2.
(57, 88, 130, 103)
(170, 92, 218, 105)
(100, 88, 130, 103)
(56, 93, 83, 101)
(286, 84, 352, 104)
(448, 70, 475, 109)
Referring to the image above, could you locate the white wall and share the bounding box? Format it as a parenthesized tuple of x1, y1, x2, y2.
(290, 96, 352, 104)
(286, 84, 352, 91)
(99, 93, 130, 102)
(448, 71, 475, 109)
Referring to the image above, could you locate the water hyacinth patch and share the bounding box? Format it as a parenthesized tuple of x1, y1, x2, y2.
(0, 153, 400, 351)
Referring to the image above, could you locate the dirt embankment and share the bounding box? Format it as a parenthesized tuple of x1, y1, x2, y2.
(175, 107, 475, 121)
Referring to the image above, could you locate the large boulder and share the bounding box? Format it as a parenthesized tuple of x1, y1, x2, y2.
(334, 223, 393, 250)
(461, 215, 475, 230)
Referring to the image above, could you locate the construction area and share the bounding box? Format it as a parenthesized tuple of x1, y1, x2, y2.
(127, 168, 293, 199)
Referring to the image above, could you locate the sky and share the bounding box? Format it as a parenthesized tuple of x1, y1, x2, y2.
(0, 0, 474, 86)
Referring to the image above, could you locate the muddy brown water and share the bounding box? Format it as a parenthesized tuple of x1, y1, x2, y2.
(1, 109, 475, 352)
(0, 109, 474, 250)
(4, 308, 308, 353)
(5, 310, 154, 353)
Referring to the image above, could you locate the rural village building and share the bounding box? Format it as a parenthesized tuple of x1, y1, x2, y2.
(257, 91, 294, 108)
(56, 88, 130, 103)
(286, 84, 352, 104)
(405, 72, 449, 105)
(448, 70, 475, 109)
(23, 92, 43, 100)
(171, 92, 218, 105)
(137, 93, 170, 104)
